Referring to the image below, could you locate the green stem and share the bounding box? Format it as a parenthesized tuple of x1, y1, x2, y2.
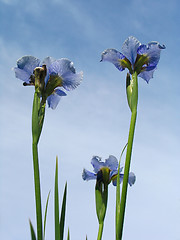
(32, 142, 43, 240)
(32, 92, 43, 240)
(118, 72, 138, 240)
(97, 222, 104, 240)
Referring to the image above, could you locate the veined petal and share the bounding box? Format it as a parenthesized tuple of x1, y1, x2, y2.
(14, 67, 32, 82)
(91, 156, 104, 173)
(47, 89, 66, 109)
(42, 57, 55, 84)
(17, 56, 40, 75)
(49, 58, 76, 76)
(62, 71, 83, 91)
(82, 169, 96, 181)
(100, 48, 125, 71)
(128, 172, 136, 186)
(139, 68, 156, 83)
(137, 42, 165, 70)
(122, 36, 141, 65)
(104, 155, 118, 171)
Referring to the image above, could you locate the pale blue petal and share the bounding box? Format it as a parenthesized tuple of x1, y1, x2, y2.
(112, 174, 124, 186)
(105, 155, 118, 171)
(101, 48, 125, 71)
(137, 42, 165, 71)
(139, 69, 156, 83)
(47, 89, 66, 109)
(128, 172, 136, 186)
(62, 71, 83, 91)
(122, 36, 141, 65)
(14, 67, 31, 82)
(82, 169, 96, 181)
(42, 57, 55, 84)
(17, 56, 40, 75)
(91, 156, 104, 173)
(49, 58, 76, 76)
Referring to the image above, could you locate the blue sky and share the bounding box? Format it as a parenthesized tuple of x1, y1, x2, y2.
(0, 0, 180, 240)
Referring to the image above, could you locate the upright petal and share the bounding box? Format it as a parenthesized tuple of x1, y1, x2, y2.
(47, 89, 66, 109)
(122, 36, 141, 65)
(82, 169, 97, 181)
(91, 156, 104, 173)
(100, 48, 125, 71)
(49, 58, 76, 75)
(42, 57, 55, 84)
(104, 155, 118, 171)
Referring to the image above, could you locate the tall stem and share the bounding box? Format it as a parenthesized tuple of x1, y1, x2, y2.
(32, 92, 43, 240)
(118, 72, 138, 240)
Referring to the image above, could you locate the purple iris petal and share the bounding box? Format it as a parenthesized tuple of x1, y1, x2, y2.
(122, 36, 141, 65)
(47, 89, 66, 109)
(137, 42, 165, 71)
(14, 56, 40, 83)
(82, 169, 97, 181)
(139, 68, 156, 83)
(91, 156, 105, 173)
(105, 155, 118, 171)
(100, 49, 125, 71)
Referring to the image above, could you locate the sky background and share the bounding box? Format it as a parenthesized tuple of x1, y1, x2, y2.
(0, 0, 180, 240)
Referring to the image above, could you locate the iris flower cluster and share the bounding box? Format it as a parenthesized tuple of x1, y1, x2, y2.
(14, 56, 83, 109)
(101, 36, 165, 82)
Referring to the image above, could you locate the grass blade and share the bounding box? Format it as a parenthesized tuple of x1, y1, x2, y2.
(43, 190, 51, 239)
(29, 219, 37, 240)
(67, 228, 70, 240)
(55, 157, 60, 240)
(60, 182, 67, 240)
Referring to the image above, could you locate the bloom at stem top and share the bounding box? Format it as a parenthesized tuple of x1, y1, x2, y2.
(82, 155, 136, 186)
(100, 36, 165, 83)
(14, 56, 83, 109)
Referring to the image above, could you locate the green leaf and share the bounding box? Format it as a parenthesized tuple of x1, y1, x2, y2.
(55, 157, 60, 240)
(60, 182, 67, 240)
(67, 228, 70, 240)
(29, 219, 37, 240)
(43, 190, 51, 239)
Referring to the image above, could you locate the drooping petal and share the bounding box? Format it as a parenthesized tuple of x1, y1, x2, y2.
(139, 68, 156, 83)
(137, 42, 165, 71)
(91, 156, 104, 173)
(62, 71, 83, 91)
(122, 36, 141, 65)
(82, 169, 97, 181)
(47, 89, 66, 109)
(104, 155, 118, 171)
(100, 48, 125, 71)
(14, 67, 32, 82)
(17, 56, 40, 75)
(128, 172, 136, 186)
(112, 174, 124, 186)
(49, 58, 76, 76)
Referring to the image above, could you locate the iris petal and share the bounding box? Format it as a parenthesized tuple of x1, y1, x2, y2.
(62, 71, 83, 91)
(47, 89, 66, 109)
(139, 68, 156, 83)
(17, 56, 40, 75)
(14, 67, 32, 82)
(82, 169, 97, 181)
(91, 156, 104, 173)
(122, 36, 141, 65)
(49, 58, 76, 75)
(104, 155, 118, 171)
(128, 172, 136, 186)
(100, 48, 125, 71)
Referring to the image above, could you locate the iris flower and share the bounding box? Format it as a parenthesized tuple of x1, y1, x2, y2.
(82, 155, 136, 186)
(100, 36, 165, 83)
(14, 56, 83, 109)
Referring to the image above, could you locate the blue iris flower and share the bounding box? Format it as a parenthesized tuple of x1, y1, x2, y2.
(82, 155, 136, 186)
(14, 56, 83, 109)
(100, 36, 165, 83)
